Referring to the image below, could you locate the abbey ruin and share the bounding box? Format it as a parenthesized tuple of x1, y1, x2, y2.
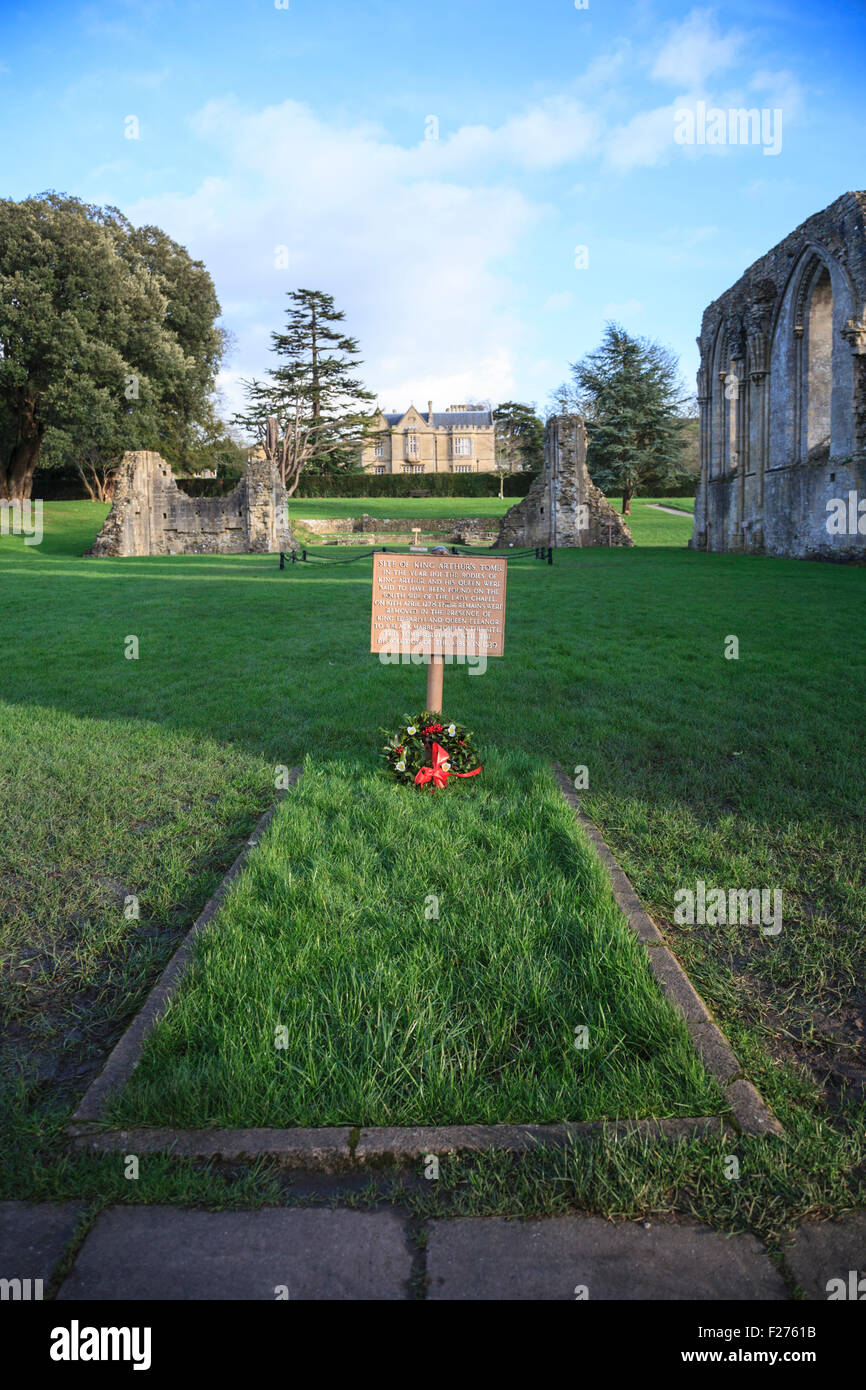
(496, 414, 633, 549)
(691, 191, 866, 561)
(87, 452, 294, 557)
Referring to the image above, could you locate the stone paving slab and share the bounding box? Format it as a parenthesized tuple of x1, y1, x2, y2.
(426, 1217, 788, 1300)
(784, 1213, 866, 1301)
(56, 1205, 411, 1301)
(0, 1201, 84, 1289)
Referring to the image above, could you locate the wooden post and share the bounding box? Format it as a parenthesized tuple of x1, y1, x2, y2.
(426, 654, 444, 713)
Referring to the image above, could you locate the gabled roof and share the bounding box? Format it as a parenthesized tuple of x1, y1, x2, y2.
(382, 409, 493, 428)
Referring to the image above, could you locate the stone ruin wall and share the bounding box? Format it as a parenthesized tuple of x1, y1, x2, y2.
(691, 191, 866, 561)
(496, 415, 633, 549)
(87, 451, 294, 557)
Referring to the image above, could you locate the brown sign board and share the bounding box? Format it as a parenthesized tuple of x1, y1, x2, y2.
(371, 553, 507, 658)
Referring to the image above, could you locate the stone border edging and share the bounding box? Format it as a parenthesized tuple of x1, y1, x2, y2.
(69, 771, 303, 1125)
(551, 763, 784, 1139)
(66, 1117, 731, 1169)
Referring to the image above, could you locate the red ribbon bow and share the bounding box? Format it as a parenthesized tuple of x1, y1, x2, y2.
(414, 741, 451, 788)
(414, 741, 483, 789)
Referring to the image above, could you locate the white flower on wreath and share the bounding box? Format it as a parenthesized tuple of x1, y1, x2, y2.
(406, 725, 417, 736)
(396, 760, 406, 772)
(447, 723, 457, 737)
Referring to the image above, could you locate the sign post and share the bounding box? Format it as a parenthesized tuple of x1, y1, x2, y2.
(426, 654, 445, 712)
(371, 552, 507, 712)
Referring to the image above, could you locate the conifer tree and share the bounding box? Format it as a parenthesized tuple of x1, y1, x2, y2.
(570, 323, 688, 514)
(235, 289, 375, 492)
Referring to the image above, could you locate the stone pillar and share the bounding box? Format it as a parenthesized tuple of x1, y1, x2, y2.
(692, 362, 711, 551)
(495, 414, 632, 549)
(730, 355, 745, 550)
(841, 315, 866, 454)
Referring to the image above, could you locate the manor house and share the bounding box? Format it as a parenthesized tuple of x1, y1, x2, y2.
(361, 403, 496, 475)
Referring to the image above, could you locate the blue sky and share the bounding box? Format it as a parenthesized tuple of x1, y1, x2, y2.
(2, 0, 864, 418)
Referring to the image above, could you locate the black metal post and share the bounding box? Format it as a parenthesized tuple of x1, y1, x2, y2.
(279, 551, 285, 569)
(547, 546, 553, 565)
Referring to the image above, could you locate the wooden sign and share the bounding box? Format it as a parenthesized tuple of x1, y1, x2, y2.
(370, 553, 507, 658)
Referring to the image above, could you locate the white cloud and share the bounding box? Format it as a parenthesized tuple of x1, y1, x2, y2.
(605, 102, 681, 172)
(492, 97, 601, 170)
(749, 68, 805, 121)
(651, 9, 744, 89)
(128, 98, 545, 414)
(115, 17, 806, 414)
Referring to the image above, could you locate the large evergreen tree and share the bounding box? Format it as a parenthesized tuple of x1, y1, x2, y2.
(493, 401, 544, 473)
(234, 289, 375, 493)
(0, 192, 225, 499)
(569, 323, 688, 514)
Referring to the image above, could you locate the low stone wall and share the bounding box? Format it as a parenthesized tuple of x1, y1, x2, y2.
(301, 515, 500, 546)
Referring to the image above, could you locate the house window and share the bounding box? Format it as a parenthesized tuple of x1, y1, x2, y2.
(406, 431, 418, 457)
(374, 466, 386, 475)
(374, 441, 385, 458)
(402, 464, 424, 474)
(453, 436, 471, 457)
(454, 464, 472, 473)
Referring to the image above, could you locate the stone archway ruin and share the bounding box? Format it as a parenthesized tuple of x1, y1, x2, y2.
(691, 191, 866, 561)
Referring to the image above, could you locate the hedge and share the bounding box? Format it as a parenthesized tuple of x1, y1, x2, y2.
(31, 466, 697, 502)
(292, 471, 538, 498)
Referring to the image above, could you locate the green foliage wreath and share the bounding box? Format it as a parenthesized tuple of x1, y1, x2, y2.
(380, 712, 482, 789)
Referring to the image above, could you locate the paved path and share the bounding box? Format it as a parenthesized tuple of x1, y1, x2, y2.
(2, 1201, 863, 1300)
(647, 504, 694, 516)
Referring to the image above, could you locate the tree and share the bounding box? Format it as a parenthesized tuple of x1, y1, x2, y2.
(493, 401, 544, 475)
(234, 289, 375, 494)
(569, 323, 688, 514)
(178, 416, 248, 478)
(0, 192, 225, 499)
(547, 380, 578, 418)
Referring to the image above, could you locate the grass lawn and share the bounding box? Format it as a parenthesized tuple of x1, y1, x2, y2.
(291, 493, 696, 549)
(290, 494, 695, 520)
(110, 751, 720, 1128)
(1, 499, 864, 1235)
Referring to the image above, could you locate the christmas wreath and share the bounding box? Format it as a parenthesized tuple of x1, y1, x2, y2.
(381, 712, 482, 789)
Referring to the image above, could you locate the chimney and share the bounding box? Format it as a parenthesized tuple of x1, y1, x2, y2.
(428, 400, 434, 424)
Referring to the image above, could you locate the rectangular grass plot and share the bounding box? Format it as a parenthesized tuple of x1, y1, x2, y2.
(108, 752, 723, 1129)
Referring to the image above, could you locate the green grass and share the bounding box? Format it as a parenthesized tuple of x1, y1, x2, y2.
(1, 500, 864, 1229)
(110, 751, 721, 1128)
(622, 497, 694, 546)
(290, 494, 696, 523)
(290, 493, 696, 548)
(641, 496, 695, 512)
